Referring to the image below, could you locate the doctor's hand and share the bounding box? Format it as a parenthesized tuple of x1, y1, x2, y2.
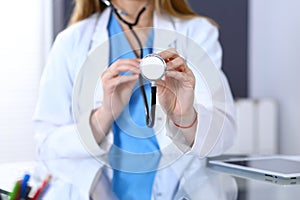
(157, 49, 197, 131)
(101, 58, 140, 118)
(90, 59, 140, 143)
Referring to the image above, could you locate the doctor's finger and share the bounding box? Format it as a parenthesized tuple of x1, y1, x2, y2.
(166, 56, 187, 72)
(110, 74, 139, 88)
(102, 64, 140, 79)
(111, 58, 140, 69)
(110, 64, 140, 76)
(103, 74, 139, 92)
(158, 48, 179, 62)
(165, 70, 195, 87)
(111, 58, 141, 69)
(111, 58, 140, 70)
(107, 58, 140, 72)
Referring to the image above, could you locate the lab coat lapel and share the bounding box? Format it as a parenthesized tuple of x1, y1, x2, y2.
(153, 11, 177, 52)
(88, 7, 112, 70)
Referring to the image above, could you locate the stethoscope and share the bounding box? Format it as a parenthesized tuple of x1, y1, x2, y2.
(102, 0, 166, 128)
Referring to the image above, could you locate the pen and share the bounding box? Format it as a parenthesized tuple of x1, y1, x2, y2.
(20, 174, 30, 200)
(0, 188, 10, 196)
(32, 175, 51, 200)
(35, 184, 50, 200)
(25, 186, 32, 199)
(8, 180, 21, 200)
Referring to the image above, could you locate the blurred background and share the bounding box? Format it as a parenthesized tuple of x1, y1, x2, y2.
(0, 0, 299, 176)
(1, 0, 300, 199)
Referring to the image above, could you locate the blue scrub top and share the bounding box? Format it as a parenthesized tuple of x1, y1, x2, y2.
(107, 11, 161, 200)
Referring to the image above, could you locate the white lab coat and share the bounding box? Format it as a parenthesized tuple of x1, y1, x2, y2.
(33, 7, 236, 200)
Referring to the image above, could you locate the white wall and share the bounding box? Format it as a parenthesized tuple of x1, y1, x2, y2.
(0, 0, 52, 163)
(249, 0, 300, 154)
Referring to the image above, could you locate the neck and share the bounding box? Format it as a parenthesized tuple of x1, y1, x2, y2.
(110, 0, 153, 27)
(111, 0, 151, 15)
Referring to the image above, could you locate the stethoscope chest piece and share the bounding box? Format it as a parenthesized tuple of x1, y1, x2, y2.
(140, 54, 166, 82)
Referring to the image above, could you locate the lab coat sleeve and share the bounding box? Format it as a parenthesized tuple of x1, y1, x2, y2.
(33, 30, 107, 198)
(166, 18, 237, 157)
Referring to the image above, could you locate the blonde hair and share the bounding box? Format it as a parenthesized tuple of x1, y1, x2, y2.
(69, 0, 212, 25)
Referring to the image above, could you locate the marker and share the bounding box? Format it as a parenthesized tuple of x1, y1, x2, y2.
(20, 174, 30, 200)
(24, 186, 32, 200)
(8, 180, 21, 200)
(36, 183, 50, 200)
(32, 175, 51, 200)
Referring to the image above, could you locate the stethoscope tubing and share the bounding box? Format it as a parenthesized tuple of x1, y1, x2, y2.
(110, 2, 156, 128)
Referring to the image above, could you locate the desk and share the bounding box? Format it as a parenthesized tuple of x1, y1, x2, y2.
(233, 176, 300, 200)
(1, 158, 300, 200)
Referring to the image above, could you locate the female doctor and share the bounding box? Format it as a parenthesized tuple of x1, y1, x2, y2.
(33, 0, 236, 199)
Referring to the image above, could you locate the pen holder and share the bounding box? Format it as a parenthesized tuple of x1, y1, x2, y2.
(7, 175, 51, 200)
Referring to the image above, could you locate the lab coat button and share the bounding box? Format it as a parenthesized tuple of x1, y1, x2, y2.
(156, 192, 162, 196)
